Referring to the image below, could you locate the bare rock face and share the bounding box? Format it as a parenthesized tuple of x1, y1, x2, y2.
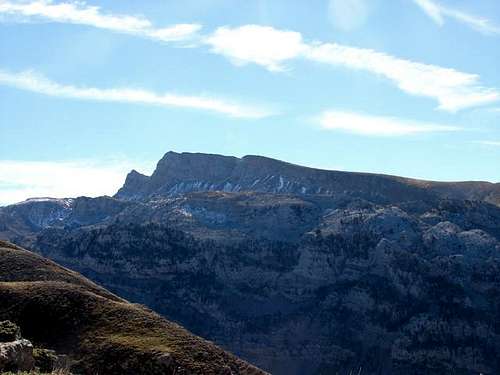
(0, 339, 35, 372)
(0, 196, 133, 242)
(115, 169, 150, 200)
(0, 320, 35, 372)
(25, 198, 500, 374)
(113, 151, 500, 206)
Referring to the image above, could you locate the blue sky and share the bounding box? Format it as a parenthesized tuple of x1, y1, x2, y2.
(0, 0, 499, 205)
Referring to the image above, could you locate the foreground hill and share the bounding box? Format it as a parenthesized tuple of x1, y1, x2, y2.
(1, 151, 500, 374)
(0, 240, 266, 375)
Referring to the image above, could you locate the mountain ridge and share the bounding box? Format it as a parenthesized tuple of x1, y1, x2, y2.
(115, 151, 500, 206)
(2, 151, 500, 374)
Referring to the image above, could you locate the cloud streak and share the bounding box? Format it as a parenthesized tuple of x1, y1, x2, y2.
(474, 140, 500, 147)
(205, 25, 499, 112)
(0, 158, 154, 206)
(413, 0, 500, 35)
(1, 3, 498, 112)
(305, 42, 499, 112)
(318, 110, 460, 136)
(0, 69, 272, 118)
(0, 0, 201, 42)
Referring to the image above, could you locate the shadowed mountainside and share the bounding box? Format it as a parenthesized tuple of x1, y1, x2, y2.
(1, 151, 500, 374)
(0, 240, 267, 375)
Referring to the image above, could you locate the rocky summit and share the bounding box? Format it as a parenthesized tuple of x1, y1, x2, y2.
(115, 151, 500, 206)
(1, 151, 500, 374)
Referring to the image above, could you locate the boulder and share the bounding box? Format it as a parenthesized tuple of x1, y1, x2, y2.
(0, 339, 35, 372)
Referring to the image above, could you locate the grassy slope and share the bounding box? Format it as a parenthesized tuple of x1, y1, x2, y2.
(0, 240, 266, 375)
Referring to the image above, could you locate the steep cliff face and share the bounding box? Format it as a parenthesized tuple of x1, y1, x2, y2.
(15, 198, 500, 375)
(115, 151, 434, 203)
(115, 170, 150, 200)
(114, 151, 500, 206)
(0, 196, 133, 241)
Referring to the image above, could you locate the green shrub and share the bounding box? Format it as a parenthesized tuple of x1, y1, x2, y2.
(33, 348, 58, 373)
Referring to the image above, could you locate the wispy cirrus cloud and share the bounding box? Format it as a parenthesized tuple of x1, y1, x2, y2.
(0, 158, 154, 206)
(474, 140, 500, 147)
(1, 3, 499, 112)
(305, 43, 499, 112)
(205, 25, 500, 112)
(0, 0, 201, 42)
(413, 0, 500, 35)
(317, 110, 459, 136)
(0, 69, 273, 118)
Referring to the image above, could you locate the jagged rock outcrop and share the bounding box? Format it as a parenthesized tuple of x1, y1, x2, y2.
(0, 339, 35, 372)
(115, 169, 150, 200)
(0, 321, 35, 373)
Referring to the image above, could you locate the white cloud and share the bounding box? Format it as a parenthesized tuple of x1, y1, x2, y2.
(413, 0, 444, 25)
(1, 3, 498, 112)
(328, 0, 369, 31)
(474, 140, 500, 147)
(413, 0, 500, 35)
(318, 110, 459, 136)
(305, 42, 499, 112)
(0, 69, 273, 118)
(0, 0, 201, 42)
(206, 25, 306, 72)
(0, 158, 154, 206)
(205, 24, 499, 112)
